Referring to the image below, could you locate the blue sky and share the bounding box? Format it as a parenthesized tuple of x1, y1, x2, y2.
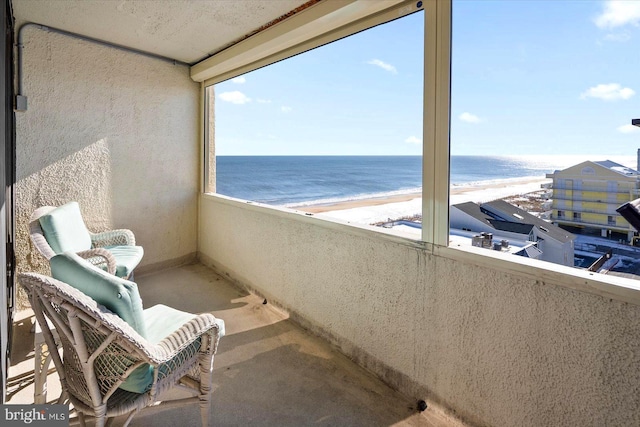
(215, 0, 640, 157)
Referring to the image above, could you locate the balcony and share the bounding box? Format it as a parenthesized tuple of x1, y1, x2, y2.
(6, 1, 640, 426)
(7, 262, 446, 426)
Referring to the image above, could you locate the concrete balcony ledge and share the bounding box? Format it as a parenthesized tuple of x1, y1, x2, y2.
(7, 262, 458, 427)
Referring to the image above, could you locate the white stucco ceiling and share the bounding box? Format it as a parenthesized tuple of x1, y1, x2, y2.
(12, 0, 310, 64)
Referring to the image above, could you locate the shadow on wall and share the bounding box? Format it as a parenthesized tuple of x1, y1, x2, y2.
(14, 25, 200, 308)
(14, 137, 113, 309)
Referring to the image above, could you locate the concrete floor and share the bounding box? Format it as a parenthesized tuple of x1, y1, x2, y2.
(8, 262, 460, 426)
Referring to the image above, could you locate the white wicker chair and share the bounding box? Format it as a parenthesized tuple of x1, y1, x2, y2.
(20, 272, 224, 427)
(29, 204, 142, 278)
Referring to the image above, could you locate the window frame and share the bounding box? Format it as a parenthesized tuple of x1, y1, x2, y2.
(194, 0, 640, 306)
(200, 0, 450, 246)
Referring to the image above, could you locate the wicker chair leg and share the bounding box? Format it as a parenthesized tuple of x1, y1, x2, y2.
(93, 404, 107, 427)
(77, 412, 86, 427)
(199, 352, 214, 427)
(199, 395, 211, 427)
(121, 409, 139, 427)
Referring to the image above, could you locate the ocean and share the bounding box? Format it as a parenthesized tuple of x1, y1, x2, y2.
(215, 155, 637, 207)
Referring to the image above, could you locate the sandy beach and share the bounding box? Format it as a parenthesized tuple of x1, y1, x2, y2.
(293, 177, 551, 225)
(301, 191, 422, 214)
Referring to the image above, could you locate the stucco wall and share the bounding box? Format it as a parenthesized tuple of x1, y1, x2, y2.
(199, 194, 640, 427)
(15, 27, 200, 306)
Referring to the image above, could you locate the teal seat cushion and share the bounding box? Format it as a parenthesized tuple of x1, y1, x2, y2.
(103, 245, 144, 278)
(121, 305, 197, 394)
(143, 304, 196, 343)
(144, 305, 200, 389)
(39, 202, 92, 254)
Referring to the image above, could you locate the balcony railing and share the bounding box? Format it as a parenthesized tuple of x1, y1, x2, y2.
(553, 216, 632, 230)
(550, 183, 640, 192)
(552, 206, 622, 215)
(552, 197, 629, 204)
(551, 193, 632, 203)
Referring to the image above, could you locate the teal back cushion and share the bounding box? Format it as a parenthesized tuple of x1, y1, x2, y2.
(39, 202, 92, 254)
(50, 252, 152, 393)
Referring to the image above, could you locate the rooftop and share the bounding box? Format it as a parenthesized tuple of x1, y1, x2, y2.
(594, 160, 639, 176)
(450, 200, 574, 244)
(481, 200, 575, 243)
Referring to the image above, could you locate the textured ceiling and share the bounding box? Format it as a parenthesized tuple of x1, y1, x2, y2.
(12, 0, 310, 64)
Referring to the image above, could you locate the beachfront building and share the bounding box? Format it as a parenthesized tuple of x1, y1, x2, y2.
(4, 1, 640, 427)
(450, 200, 575, 267)
(546, 160, 640, 242)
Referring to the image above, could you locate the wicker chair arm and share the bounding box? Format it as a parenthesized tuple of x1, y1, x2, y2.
(91, 229, 136, 247)
(76, 248, 117, 275)
(28, 206, 58, 260)
(19, 272, 223, 366)
(69, 306, 224, 367)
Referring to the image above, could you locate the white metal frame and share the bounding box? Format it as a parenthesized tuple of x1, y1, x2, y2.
(192, 0, 640, 306)
(422, 0, 451, 246)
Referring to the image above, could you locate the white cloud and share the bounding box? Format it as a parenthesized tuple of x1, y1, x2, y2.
(594, 0, 640, 29)
(367, 59, 397, 74)
(405, 136, 421, 144)
(459, 112, 482, 123)
(231, 76, 246, 84)
(580, 83, 635, 101)
(604, 31, 631, 42)
(218, 91, 251, 104)
(257, 98, 272, 104)
(618, 124, 640, 133)
(281, 106, 292, 113)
